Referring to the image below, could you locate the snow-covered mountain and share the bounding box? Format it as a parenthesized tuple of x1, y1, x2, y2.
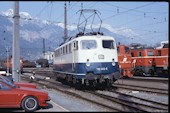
(0, 9, 165, 61)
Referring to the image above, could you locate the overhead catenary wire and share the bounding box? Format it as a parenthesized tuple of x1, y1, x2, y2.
(1, 2, 167, 50)
(34, 2, 52, 19)
(102, 2, 167, 14)
(1, 2, 167, 35)
(115, 20, 167, 32)
(101, 2, 156, 22)
(130, 31, 168, 40)
(99, 2, 167, 27)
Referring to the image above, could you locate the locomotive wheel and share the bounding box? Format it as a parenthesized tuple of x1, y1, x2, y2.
(75, 81, 83, 90)
(89, 80, 97, 88)
(65, 75, 69, 83)
(72, 76, 77, 84)
(149, 69, 154, 76)
(85, 79, 89, 86)
(105, 79, 112, 90)
(92, 80, 97, 87)
(134, 69, 143, 76)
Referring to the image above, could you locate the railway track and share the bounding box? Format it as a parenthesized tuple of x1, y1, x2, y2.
(129, 76, 168, 83)
(23, 69, 168, 95)
(23, 68, 168, 83)
(112, 83, 168, 95)
(86, 91, 168, 112)
(96, 90, 168, 109)
(21, 73, 168, 112)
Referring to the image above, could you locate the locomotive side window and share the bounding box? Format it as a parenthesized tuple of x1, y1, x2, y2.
(131, 52, 134, 57)
(60, 48, 63, 55)
(65, 46, 66, 54)
(65, 45, 68, 54)
(63, 47, 65, 55)
(138, 52, 142, 56)
(157, 50, 161, 56)
(57, 50, 59, 56)
(69, 43, 71, 53)
(102, 40, 114, 49)
(73, 41, 78, 50)
(54, 50, 58, 57)
(81, 40, 97, 49)
(148, 51, 154, 56)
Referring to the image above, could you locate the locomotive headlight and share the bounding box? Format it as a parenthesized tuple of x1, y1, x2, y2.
(86, 59, 90, 66)
(112, 58, 115, 66)
(98, 54, 104, 59)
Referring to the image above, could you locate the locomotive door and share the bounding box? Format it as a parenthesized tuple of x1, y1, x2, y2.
(72, 41, 78, 71)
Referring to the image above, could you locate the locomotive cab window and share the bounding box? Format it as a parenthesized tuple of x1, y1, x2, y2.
(163, 43, 169, 48)
(81, 40, 97, 49)
(125, 47, 130, 54)
(117, 47, 119, 53)
(138, 52, 142, 57)
(102, 40, 115, 49)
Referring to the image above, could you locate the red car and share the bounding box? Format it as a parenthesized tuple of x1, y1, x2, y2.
(0, 80, 50, 112)
(0, 74, 36, 88)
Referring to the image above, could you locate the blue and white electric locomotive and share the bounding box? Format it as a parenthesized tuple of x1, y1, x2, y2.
(53, 9, 120, 88)
(53, 33, 120, 87)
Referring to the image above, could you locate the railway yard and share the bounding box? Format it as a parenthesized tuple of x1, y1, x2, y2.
(1, 67, 168, 112)
(0, 1, 168, 112)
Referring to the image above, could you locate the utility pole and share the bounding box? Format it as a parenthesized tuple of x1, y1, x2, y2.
(43, 38, 45, 58)
(64, 1, 67, 41)
(12, 1, 20, 82)
(6, 47, 9, 76)
(3, 31, 10, 76)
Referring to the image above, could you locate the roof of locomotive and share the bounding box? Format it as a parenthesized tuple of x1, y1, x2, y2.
(59, 32, 114, 47)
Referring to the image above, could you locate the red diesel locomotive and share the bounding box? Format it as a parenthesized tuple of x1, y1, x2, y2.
(154, 41, 169, 75)
(117, 44, 133, 77)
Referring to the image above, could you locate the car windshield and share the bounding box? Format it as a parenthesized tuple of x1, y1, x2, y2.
(0, 74, 12, 83)
(2, 80, 16, 88)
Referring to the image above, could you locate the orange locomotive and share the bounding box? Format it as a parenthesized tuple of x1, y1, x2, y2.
(130, 47, 155, 76)
(2, 56, 23, 74)
(154, 41, 169, 75)
(117, 44, 133, 77)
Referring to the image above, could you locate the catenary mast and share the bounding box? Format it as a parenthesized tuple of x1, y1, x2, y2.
(12, 1, 20, 82)
(64, 1, 67, 41)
